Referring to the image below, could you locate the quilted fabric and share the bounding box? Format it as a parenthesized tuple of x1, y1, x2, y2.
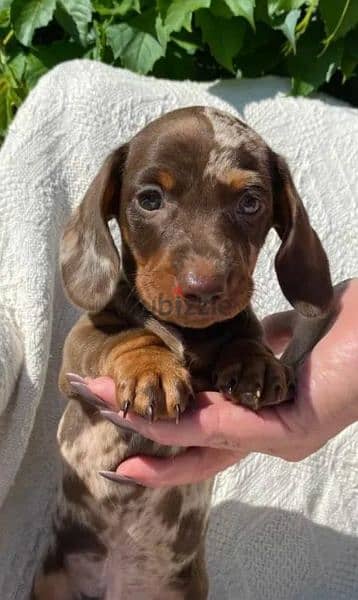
(0, 60, 357, 599)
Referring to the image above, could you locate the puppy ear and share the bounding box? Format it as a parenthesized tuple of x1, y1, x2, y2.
(272, 153, 333, 317)
(60, 145, 128, 312)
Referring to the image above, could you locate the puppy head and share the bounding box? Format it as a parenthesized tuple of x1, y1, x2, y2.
(60, 107, 333, 327)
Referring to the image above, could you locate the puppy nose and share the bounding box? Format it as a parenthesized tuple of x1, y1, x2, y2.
(179, 271, 226, 304)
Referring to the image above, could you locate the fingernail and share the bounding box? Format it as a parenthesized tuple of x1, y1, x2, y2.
(66, 372, 86, 384)
(70, 381, 107, 409)
(100, 410, 137, 433)
(98, 471, 142, 486)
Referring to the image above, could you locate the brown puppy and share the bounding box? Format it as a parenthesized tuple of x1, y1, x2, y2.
(33, 107, 333, 599)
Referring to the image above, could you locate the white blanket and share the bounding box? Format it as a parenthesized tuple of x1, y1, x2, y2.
(0, 60, 357, 600)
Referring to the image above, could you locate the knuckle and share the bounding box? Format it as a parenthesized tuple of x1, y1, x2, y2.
(207, 405, 237, 450)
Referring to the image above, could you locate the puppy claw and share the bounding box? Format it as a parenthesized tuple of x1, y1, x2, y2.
(175, 404, 181, 425)
(122, 400, 130, 418)
(221, 378, 237, 396)
(240, 392, 260, 410)
(146, 404, 154, 423)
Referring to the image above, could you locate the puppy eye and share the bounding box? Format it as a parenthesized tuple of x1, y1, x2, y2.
(238, 193, 261, 215)
(137, 188, 163, 211)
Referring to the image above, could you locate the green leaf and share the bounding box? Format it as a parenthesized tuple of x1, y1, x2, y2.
(153, 40, 199, 79)
(320, 0, 358, 44)
(224, 0, 256, 29)
(236, 21, 284, 76)
(32, 39, 84, 67)
(268, 0, 306, 16)
(287, 22, 344, 95)
(56, 0, 92, 46)
(172, 34, 200, 54)
(107, 23, 164, 73)
(0, 72, 22, 134)
(129, 7, 169, 50)
(344, 27, 358, 59)
(291, 77, 315, 96)
(156, 0, 171, 20)
(274, 8, 300, 52)
(210, 0, 233, 19)
(196, 10, 246, 72)
(0, 10, 10, 26)
(0, 0, 12, 27)
(341, 27, 358, 80)
(23, 51, 47, 87)
(182, 10, 193, 32)
(0, 76, 11, 132)
(11, 0, 57, 46)
(164, 0, 210, 35)
(92, 0, 140, 17)
(0, 0, 13, 10)
(130, 7, 160, 36)
(341, 55, 357, 80)
(155, 13, 168, 49)
(7, 50, 27, 81)
(254, 0, 270, 23)
(21, 41, 84, 88)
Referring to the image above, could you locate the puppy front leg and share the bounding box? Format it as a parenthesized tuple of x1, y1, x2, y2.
(60, 312, 193, 422)
(34, 312, 194, 599)
(214, 337, 295, 410)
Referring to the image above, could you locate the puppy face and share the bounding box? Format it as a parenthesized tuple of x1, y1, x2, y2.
(60, 106, 333, 326)
(119, 108, 273, 327)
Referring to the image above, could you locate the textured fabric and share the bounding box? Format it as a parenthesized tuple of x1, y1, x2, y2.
(0, 60, 357, 600)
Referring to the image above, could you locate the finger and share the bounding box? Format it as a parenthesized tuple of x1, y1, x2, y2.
(95, 387, 294, 454)
(115, 447, 243, 488)
(87, 376, 117, 404)
(262, 310, 297, 354)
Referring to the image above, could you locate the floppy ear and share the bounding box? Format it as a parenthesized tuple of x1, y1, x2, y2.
(272, 153, 333, 317)
(60, 145, 128, 312)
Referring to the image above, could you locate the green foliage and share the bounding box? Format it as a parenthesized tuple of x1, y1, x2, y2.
(106, 22, 164, 72)
(1, 0, 357, 142)
(11, 0, 57, 46)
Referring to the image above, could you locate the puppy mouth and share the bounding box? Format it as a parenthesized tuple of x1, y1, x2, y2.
(135, 266, 253, 328)
(139, 287, 252, 328)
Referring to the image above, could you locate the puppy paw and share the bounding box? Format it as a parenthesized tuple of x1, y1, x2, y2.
(104, 344, 192, 422)
(214, 339, 295, 410)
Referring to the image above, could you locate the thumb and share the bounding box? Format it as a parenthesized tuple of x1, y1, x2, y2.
(262, 309, 297, 354)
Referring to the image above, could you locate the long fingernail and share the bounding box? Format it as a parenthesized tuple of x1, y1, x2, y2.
(66, 372, 86, 384)
(98, 471, 142, 486)
(100, 410, 137, 433)
(70, 381, 107, 409)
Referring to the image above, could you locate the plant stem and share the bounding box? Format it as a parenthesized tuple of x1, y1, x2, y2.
(2, 29, 14, 47)
(296, 0, 319, 37)
(324, 0, 351, 47)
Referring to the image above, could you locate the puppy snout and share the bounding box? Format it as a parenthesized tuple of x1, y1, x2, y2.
(179, 270, 227, 304)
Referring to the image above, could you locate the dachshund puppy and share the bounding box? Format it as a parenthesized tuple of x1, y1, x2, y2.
(33, 107, 333, 599)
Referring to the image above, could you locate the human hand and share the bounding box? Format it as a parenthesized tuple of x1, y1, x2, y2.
(83, 279, 358, 488)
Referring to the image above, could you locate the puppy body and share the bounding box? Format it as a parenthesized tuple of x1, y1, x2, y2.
(33, 107, 333, 599)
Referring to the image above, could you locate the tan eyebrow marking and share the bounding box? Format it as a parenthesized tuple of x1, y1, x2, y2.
(218, 169, 260, 190)
(157, 170, 175, 191)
